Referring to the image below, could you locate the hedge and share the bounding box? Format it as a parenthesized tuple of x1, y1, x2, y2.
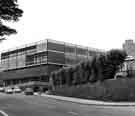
(51, 78, 135, 101)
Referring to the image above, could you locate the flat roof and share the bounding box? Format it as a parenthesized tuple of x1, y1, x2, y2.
(1, 39, 105, 54)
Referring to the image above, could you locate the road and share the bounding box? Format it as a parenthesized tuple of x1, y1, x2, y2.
(0, 93, 135, 116)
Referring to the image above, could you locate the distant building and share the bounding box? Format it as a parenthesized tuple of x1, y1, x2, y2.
(0, 39, 104, 90)
(115, 55, 135, 79)
(115, 39, 135, 78)
(123, 39, 135, 58)
(123, 39, 135, 71)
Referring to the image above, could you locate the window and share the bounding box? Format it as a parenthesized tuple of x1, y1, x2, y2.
(1, 53, 9, 59)
(17, 54, 26, 68)
(26, 52, 47, 66)
(47, 40, 65, 52)
(65, 44, 76, 55)
(76, 47, 88, 56)
(8, 56, 17, 69)
(26, 48, 36, 55)
(17, 50, 26, 55)
(37, 42, 47, 52)
(1, 58, 8, 70)
(48, 51, 65, 64)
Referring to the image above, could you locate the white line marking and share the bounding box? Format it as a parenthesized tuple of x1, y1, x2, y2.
(0, 110, 8, 116)
(68, 111, 78, 116)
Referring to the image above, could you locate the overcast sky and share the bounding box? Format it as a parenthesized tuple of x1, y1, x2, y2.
(1, 0, 135, 51)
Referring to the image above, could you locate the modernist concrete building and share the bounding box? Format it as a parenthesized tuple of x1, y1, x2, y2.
(0, 39, 104, 90)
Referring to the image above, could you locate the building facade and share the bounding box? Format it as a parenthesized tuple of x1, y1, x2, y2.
(0, 39, 104, 90)
(122, 39, 135, 78)
(123, 39, 135, 58)
(123, 39, 135, 71)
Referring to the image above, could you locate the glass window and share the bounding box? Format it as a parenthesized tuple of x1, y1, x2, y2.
(47, 41, 64, 52)
(1, 54, 9, 59)
(76, 47, 88, 56)
(8, 56, 17, 69)
(65, 44, 76, 55)
(1, 59, 8, 70)
(26, 52, 47, 66)
(17, 55, 26, 68)
(26, 48, 36, 55)
(37, 42, 47, 52)
(17, 50, 26, 55)
(48, 51, 65, 64)
(35, 55, 47, 64)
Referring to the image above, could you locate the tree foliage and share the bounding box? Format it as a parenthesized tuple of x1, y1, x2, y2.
(50, 49, 127, 88)
(0, 0, 23, 37)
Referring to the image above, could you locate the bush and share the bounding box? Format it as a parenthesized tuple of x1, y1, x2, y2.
(50, 49, 127, 88)
(51, 78, 135, 101)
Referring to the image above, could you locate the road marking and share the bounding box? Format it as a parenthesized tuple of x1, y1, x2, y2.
(0, 110, 8, 116)
(68, 111, 78, 116)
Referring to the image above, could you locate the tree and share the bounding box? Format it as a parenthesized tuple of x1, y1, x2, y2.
(0, 0, 23, 39)
(65, 67, 72, 86)
(101, 49, 127, 80)
(50, 49, 127, 88)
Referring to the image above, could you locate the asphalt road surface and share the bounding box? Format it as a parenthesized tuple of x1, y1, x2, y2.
(0, 93, 135, 116)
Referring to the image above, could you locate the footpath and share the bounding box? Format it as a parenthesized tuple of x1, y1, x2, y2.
(41, 94, 135, 106)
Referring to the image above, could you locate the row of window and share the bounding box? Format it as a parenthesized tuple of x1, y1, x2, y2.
(1, 43, 47, 59)
(1, 51, 97, 71)
(3, 76, 49, 86)
(1, 56, 48, 70)
(26, 56, 47, 66)
(48, 42, 101, 56)
(1, 41, 102, 59)
(1, 48, 37, 59)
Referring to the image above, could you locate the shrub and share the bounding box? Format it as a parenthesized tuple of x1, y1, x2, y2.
(50, 49, 127, 87)
(51, 78, 135, 101)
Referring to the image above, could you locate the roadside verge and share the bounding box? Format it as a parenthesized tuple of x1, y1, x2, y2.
(41, 94, 135, 106)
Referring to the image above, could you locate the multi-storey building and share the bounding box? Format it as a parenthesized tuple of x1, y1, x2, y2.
(0, 39, 104, 90)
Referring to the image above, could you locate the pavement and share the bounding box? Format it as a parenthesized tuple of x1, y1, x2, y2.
(0, 93, 135, 116)
(41, 94, 135, 106)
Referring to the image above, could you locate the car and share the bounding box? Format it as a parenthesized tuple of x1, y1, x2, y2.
(24, 88, 34, 95)
(0, 87, 4, 92)
(13, 86, 21, 93)
(5, 87, 13, 94)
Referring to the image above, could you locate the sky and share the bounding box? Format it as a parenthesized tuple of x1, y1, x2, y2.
(1, 0, 135, 51)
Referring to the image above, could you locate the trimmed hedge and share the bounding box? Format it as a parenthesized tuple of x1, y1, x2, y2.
(51, 78, 135, 101)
